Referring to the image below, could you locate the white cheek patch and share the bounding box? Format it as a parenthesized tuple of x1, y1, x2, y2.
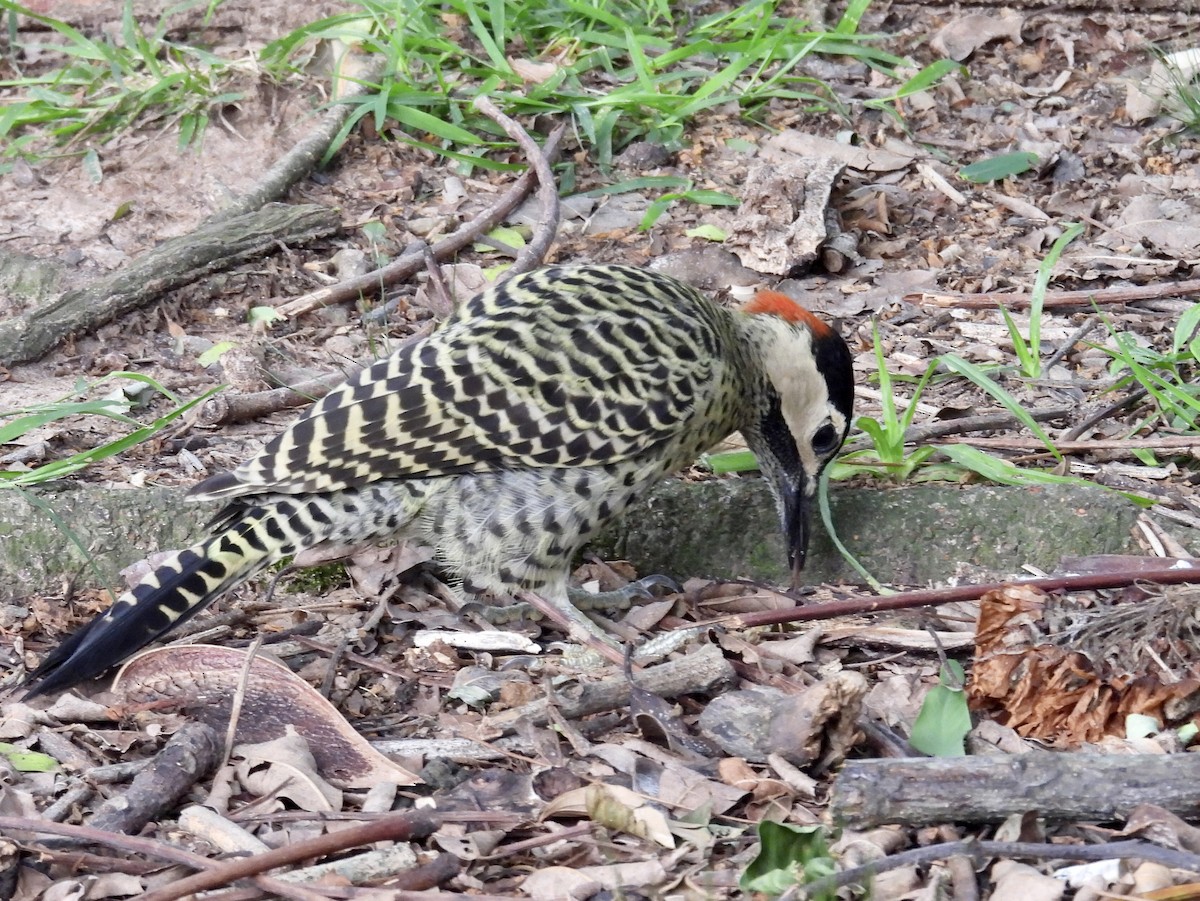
(761, 323, 838, 488)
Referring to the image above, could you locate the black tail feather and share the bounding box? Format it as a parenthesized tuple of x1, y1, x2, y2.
(24, 507, 285, 698)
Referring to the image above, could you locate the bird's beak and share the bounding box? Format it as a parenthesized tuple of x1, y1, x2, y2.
(782, 475, 811, 586)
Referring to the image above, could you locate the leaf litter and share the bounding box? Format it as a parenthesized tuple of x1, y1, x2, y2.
(3, 1, 1200, 899)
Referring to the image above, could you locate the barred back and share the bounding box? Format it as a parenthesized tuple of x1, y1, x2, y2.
(193, 266, 751, 502)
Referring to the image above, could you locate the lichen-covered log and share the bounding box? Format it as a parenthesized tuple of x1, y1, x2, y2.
(0, 203, 340, 365)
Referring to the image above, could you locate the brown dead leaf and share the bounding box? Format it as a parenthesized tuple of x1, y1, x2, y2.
(507, 57, 559, 84)
(969, 586, 1200, 745)
(544, 783, 675, 848)
(233, 730, 342, 811)
(930, 11, 1024, 62)
(521, 866, 600, 901)
(113, 645, 421, 786)
(344, 542, 433, 599)
(990, 860, 1064, 901)
(1122, 803, 1200, 854)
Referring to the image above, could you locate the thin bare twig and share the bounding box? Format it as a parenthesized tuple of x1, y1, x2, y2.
(473, 96, 560, 276)
(224, 636, 264, 770)
(274, 124, 566, 318)
(839, 406, 1074, 454)
(725, 564, 1200, 630)
(0, 816, 326, 901)
(135, 810, 441, 901)
(1042, 316, 1099, 372)
(910, 277, 1200, 310)
(903, 406, 1073, 446)
(942, 434, 1200, 453)
(1063, 387, 1150, 441)
(198, 322, 438, 427)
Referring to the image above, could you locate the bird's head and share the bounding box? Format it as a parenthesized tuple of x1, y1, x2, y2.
(739, 290, 855, 583)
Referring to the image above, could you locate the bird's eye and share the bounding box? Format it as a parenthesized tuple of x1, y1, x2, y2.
(811, 423, 840, 455)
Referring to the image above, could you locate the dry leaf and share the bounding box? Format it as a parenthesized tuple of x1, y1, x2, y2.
(931, 11, 1024, 61)
(233, 730, 342, 811)
(114, 645, 421, 786)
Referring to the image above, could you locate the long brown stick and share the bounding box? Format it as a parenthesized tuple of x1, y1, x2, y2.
(0, 816, 324, 901)
(473, 97, 560, 276)
(275, 125, 566, 318)
(909, 278, 1200, 310)
(136, 811, 441, 901)
(941, 434, 1200, 453)
(727, 564, 1200, 629)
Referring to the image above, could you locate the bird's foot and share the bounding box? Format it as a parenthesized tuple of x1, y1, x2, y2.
(476, 574, 679, 625)
(465, 576, 684, 669)
(513, 590, 627, 668)
(566, 573, 681, 614)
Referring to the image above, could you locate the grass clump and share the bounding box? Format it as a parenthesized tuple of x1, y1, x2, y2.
(3, 0, 961, 173)
(0, 0, 251, 165)
(1098, 304, 1200, 435)
(277, 0, 920, 169)
(0, 373, 221, 487)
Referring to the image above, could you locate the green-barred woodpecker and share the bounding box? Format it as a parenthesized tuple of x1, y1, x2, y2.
(26, 264, 854, 697)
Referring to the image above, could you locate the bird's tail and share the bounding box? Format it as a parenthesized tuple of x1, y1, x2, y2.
(25, 500, 306, 698)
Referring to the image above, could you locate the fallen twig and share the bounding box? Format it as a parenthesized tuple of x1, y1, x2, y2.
(941, 434, 1200, 453)
(831, 753, 1200, 828)
(1063, 387, 1150, 441)
(838, 406, 1074, 456)
(726, 563, 1200, 630)
(1043, 316, 1099, 372)
(89, 722, 222, 835)
(473, 96, 560, 275)
(910, 277, 1200, 310)
(0, 815, 322, 901)
(0, 204, 340, 366)
(198, 322, 437, 427)
(274, 124, 566, 318)
(910, 406, 1072, 447)
(206, 57, 388, 224)
(135, 810, 441, 901)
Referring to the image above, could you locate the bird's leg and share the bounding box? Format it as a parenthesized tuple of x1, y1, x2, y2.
(513, 590, 628, 667)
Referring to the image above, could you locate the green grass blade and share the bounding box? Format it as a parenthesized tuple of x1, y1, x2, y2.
(1027, 222, 1084, 377)
(939, 354, 1062, 459)
(899, 361, 938, 433)
(703, 450, 760, 474)
(1173, 302, 1200, 356)
(834, 0, 872, 34)
(864, 59, 964, 110)
(938, 444, 1152, 506)
(818, 467, 887, 593)
(998, 304, 1036, 378)
(1, 386, 223, 487)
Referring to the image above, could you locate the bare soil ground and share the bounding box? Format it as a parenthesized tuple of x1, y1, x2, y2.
(3, 1, 1200, 899)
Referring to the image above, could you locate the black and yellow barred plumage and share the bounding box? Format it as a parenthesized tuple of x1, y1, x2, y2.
(27, 265, 854, 696)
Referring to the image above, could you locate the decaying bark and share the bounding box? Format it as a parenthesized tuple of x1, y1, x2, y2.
(88, 722, 223, 834)
(0, 203, 340, 366)
(488, 642, 737, 733)
(831, 753, 1200, 828)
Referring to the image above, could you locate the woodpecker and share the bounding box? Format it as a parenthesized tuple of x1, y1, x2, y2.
(26, 264, 854, 697)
